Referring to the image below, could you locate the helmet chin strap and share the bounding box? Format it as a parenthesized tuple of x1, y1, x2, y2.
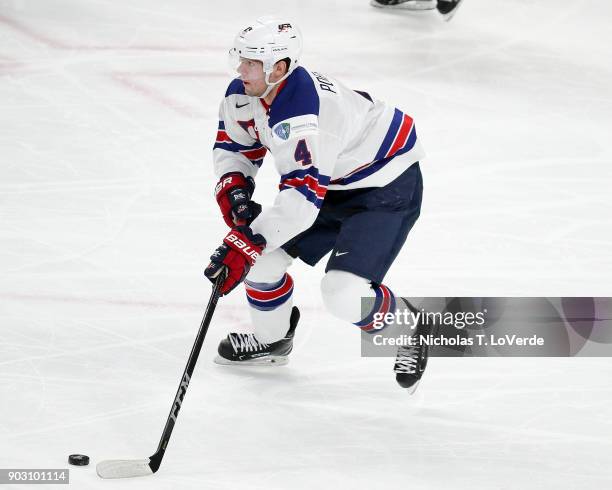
(258, 70, 291, 99)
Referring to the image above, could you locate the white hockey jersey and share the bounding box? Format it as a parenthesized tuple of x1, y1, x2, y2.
(213, 66, 425, 251)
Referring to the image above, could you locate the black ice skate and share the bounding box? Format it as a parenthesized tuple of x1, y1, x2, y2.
(370, 0, 436, 11)
(436, 0, 464, 21)
(215, 307, 300, 366)
(393, 300, 434, 393)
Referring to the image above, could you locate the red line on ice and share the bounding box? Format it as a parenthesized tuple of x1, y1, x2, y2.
(111, 72, 204, 119)
(0, 14, 218, 52)
(1, 291, 201, 310)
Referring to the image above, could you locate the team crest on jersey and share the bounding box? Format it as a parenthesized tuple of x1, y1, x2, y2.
(238, 119, 260, 140)
(278, 23, 292, 32)
(274, 122, 291, 140)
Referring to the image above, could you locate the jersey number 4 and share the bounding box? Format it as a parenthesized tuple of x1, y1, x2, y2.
(294, 139, 312, 166)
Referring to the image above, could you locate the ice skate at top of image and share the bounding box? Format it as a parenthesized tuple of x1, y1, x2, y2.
(371, 0, 437, 10)
(371, 0, 464, 21)
(436, 0, 464, 20)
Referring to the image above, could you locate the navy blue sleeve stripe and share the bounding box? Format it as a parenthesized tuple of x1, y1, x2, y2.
(374, 108, 403, 161)
(280, 167, 331, 186)
(213, 141, 264, 152)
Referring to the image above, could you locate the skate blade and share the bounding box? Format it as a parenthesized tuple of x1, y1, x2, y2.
(214, 355, 289, 367)
(406, 380, 420, 395)
(371, 0, 436, 10)
(439, 0, 464, 21)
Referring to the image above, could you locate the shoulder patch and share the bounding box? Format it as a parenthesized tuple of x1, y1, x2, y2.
(271, 114, 319, 144)
(289, 114, 319, 137)
(274, 122, 291, 140)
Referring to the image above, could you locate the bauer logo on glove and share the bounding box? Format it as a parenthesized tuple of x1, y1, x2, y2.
(224, 232, 261, 265)
(205, 226, 266, 295)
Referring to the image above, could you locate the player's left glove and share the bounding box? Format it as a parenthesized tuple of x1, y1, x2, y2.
(204, 226, 266, 295)
(215, 172, 262, 227)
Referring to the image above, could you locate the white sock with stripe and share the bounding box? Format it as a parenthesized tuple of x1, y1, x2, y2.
(246, 274, 295, 344)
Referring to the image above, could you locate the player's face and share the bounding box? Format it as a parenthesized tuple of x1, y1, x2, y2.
(237, 58, 267, 97)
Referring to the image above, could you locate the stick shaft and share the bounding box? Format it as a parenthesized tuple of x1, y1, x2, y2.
(149, 277, 223, 472)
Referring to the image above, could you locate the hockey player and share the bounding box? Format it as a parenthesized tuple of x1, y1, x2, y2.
(205, 17, 430, 391)
(371, 0, 464, 21)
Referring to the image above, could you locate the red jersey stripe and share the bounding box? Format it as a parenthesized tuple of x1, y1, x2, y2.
(241, 147, 267, 160)
(386, 114, 414, 158)
(216, 130, 232, 143)
(281, 175, 327, 198)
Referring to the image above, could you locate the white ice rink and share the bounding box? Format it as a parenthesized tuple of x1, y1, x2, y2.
(1, 0, 612, 488)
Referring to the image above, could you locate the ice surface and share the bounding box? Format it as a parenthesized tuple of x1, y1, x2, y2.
(1, 0, 612, 488)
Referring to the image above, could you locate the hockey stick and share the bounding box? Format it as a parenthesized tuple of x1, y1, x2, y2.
(96, 273, 224, 479)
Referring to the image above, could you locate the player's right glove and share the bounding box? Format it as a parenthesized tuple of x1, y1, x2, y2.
(204, 226, 266, 295)
(215, 172, 262, 227)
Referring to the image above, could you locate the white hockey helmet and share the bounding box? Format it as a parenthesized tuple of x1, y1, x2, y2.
(229, 16, 303, 96)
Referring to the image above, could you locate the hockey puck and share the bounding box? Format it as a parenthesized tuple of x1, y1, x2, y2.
(68, 454, 89, 466)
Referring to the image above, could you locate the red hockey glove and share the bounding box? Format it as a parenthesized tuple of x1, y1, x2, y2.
(215, 172, 262, 227)
(204, 226, 266, 295)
